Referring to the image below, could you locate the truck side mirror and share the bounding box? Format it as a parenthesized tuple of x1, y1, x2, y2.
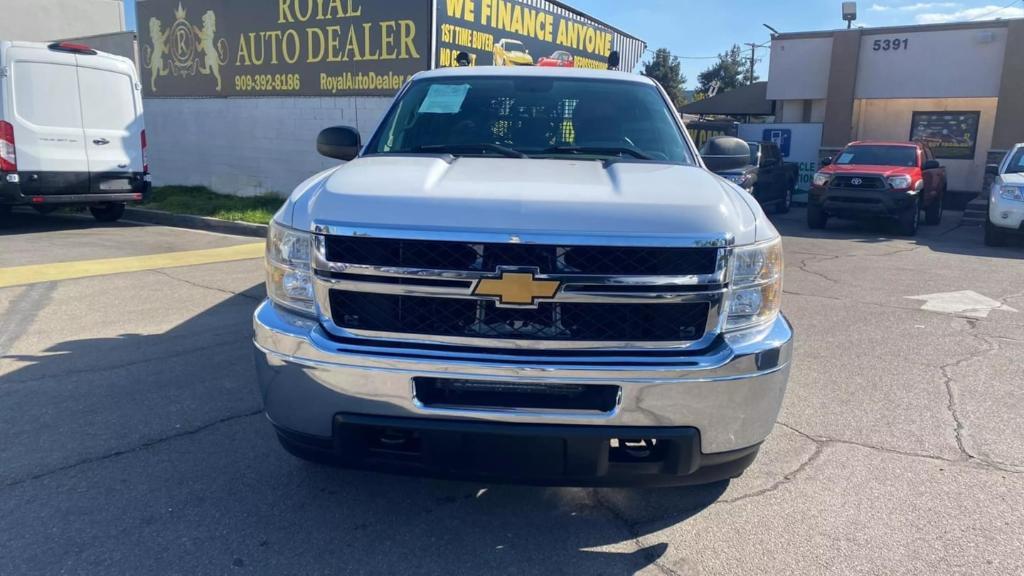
(820, 156, 833, 167)
(986, 164, 1000, 176)
(700, 136, 751, 172)
(608, 51, 621, 69)
(318, 126, 361, 161)
(923, 160, 940, 170)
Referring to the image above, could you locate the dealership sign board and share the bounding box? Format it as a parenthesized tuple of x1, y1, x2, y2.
(137, 0, 622, 98)
(136, 0, 432, 96)
(909, 111, 980, 160)
(738, 123, 823, 192)
(434, 0, 615, 69)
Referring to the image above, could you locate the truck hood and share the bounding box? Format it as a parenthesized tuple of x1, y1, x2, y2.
(292, 156, 762, 245)
(823, 164, 918, 177)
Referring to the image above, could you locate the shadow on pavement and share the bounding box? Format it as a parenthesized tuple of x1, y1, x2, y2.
(1, 288, 727, 575)
(769, 207, 1024, 260)
(0, 208, 145, 235)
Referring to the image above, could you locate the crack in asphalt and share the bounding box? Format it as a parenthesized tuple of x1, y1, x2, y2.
(937, 323, 1024, 473)
(783, 289, 921, 313)
(716, 441, 827, 506)
(1, 334, 245, 386)
(794, 254, 840, 284)
(590, 489, 684, 576)
(150, 269, 263, 302)
(0, 410, 263, 490)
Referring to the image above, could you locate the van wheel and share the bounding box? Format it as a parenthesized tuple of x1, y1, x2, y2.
(897, 198, 920, 236)
(90, 202, 126, 223)
(924, 190, 944, 225)
(985, 219, 1007, 247)
(807, 205, 827, 229)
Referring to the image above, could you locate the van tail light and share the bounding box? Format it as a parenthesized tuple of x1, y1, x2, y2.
(141, 129, 149, 174)
(0, 121, 16, 172)
(48, 42, 98, 55)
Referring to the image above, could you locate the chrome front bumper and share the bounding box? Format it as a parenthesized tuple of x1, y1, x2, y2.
(253, 300, 793, 454)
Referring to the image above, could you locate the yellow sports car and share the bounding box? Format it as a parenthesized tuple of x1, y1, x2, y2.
(493, 39, 534, 66)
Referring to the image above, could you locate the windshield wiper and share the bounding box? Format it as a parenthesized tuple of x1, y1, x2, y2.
(540, 145, 653, 160)
(416, 143, 528, 159)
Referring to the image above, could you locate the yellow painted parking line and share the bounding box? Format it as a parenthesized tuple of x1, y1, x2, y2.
(0, 243, 265, 289)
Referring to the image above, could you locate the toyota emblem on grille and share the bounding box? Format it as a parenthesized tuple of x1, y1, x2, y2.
(472, 268, 561, 308)
(850, 178, 863, 186)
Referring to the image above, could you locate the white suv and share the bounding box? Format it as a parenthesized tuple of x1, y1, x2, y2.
(986, 144, 1024, 246)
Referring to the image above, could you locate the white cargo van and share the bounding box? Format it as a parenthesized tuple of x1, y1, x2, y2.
(0, 40, 149, 222)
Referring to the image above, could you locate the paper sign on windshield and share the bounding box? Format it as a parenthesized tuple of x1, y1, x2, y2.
(418, 84, 470, 114)
(837, 153, 855, 164)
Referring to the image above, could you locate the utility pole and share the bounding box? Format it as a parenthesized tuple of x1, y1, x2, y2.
(744, 42, 757, 85)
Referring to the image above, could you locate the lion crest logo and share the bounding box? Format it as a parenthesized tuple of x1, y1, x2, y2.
(144, 3, 228, 92)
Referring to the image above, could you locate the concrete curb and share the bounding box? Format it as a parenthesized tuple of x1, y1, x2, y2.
(124, 208, 268, 238)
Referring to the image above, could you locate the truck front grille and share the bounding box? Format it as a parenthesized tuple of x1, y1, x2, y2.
(328, 290, 709, 342)
(324, 236, 719, 276)
(831, 175, 887, 190)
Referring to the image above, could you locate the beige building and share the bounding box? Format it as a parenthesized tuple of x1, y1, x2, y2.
(769, 19, 1024, 192)
(0, 0, 126, 42)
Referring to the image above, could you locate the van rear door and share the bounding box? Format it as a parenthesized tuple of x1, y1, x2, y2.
(76, 56, 144, 192)
(6, 46, 90, 194)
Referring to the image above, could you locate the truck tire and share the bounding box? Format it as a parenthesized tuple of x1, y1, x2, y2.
(89, 202, 126, 223)
(985, 219, 1007, 247)
(897, 198, 920, 236)
(777, 186, 793, 214)
(807, 205, 827, 229)
(924, 189, 944, 225)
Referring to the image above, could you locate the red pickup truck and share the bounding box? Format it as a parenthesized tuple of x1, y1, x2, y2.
(808, 141, 947, 236)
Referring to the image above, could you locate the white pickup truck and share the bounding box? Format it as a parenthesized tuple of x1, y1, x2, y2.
(253, 66, 793, 487)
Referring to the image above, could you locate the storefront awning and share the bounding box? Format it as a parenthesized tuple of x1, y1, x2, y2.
(679, 82, 774, 117)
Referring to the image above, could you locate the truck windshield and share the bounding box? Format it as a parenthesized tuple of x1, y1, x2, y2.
(836, 145, 918, 168)
(1007, 148, 1024, 174)
(367, 77, 695, 165)
(747, 143, 760, 165)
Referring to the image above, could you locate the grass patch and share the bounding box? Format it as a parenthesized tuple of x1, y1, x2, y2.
(142, 186, 283, 225)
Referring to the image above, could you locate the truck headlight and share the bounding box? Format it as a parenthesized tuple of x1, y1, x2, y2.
(267, 220, 315, 316)
(726, 238, 783, 331)
(812, 172, 831, 187)
(726, 174, 752, 187)
(887, 175, 913, 190)
(999, 185, 1024, 202)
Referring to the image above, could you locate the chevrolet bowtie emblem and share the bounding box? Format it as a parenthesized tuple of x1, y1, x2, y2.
(473, 271, 561, 307)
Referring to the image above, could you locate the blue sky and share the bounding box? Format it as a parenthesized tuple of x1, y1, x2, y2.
(123, 0, 1024, 86)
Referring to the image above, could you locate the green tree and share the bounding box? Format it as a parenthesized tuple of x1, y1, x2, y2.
(696, 44, 758, 98)
(642, 48, 687, 109)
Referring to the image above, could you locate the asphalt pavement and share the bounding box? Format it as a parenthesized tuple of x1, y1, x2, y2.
(1, 208, 1023, 576)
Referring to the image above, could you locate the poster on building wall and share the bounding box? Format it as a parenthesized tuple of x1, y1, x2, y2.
(435, 0, 615, 70)
(909, 111, 980, 160)
(136, 0, 431, 97)
(738, 123, 823, 192)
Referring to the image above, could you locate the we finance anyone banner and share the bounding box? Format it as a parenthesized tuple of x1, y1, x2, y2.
(435, 0, 616, 69)
(136, 0, 431, 97)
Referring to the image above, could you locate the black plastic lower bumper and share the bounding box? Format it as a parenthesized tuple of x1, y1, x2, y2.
(811, 186, 917, 219)
(1, 171, 150, 206)
(276, 414, 762, 487)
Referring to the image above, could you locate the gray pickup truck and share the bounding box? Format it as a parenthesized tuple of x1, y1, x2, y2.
(253, 66, 793, 487)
